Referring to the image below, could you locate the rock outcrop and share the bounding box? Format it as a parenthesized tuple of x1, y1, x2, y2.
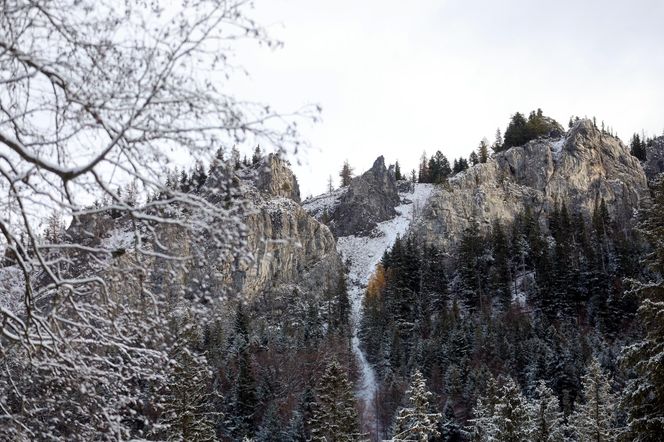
(326, 156, 400, 237)
(414, 119, 649, 249)
(64, 154, 341, 303)
(240, 153, 301, 203)
(644, 136, 664, 180)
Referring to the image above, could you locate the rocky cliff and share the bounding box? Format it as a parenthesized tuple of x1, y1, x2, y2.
(414, 119, 649, 249)
(307, 156, 400, 237)
(644, 136, 664, 180)
(230, 189, 341, 300)
(60, 154, 342, 304)
(240, 153, 302, 203)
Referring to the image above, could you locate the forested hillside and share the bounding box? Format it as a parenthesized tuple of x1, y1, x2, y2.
(1, 0, 663, 439)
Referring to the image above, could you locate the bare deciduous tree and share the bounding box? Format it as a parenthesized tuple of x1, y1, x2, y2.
(0, 0, 315, 438)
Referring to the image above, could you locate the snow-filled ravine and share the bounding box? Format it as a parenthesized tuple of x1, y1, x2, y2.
(336, 183, 434, 437)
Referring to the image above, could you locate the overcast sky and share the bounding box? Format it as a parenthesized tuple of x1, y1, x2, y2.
(231, 0, 664, 197)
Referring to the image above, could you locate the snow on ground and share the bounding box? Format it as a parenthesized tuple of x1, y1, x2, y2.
(511, 271, 536, 308)
(551, 137, 566, 161)
(338, 184, 434, 298)
(101, 228, 136, 251)
(301, 186, 346, 220)
(335, 183, 434, 435)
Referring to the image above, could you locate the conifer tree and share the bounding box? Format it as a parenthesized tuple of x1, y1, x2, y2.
(255, 403, 283, 442)
(469, 376, 499, 442)
(252, 145, 262, 165)
(159, 323, 220, 442)
(570, 357, 616, 442)
(529, 381, 565, 442)
(479, 138, 490, 163)
(493, 128, 504, 153)
(395, 161, 403, 181)
(621, 176, 664, 441)
(44, 210, 64, 244)
(225, 305, 258, 438)
(503, 112, 528, 149)
(458, 218, 484, 309)
(440, 402, 463, 442)
(340, 160, 354, 187)
(309, 360, 360, 441)
(469, 151, 479, 166)
(286, 387, 316, 442)
(393, 370, 441, 441)
(419, 152, 430, 183)
(193, 161, 208, 190)
(494, 377, 531, 442)
(630, 133, 648, 161)
(491, 220, 511, 307)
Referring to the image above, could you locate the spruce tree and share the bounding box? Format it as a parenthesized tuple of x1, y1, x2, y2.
(286, 387, 316, 442)
(469, 151, 479, 166)
(440, 402, 463, 442)
(225, 305, 258, 438)
(503, 112, 528, 149)
(478, 138, 489, 163)
(252, 145, 262, 165)
(529, 381, 565, 442)
(630, 134, 648, 162)
(570, 357, 616, 442)
(491, 220, 511, 308)
(255, 403, 283, 442)
(159, 325, 220, 442)
(621, 176, 664, 441)
(493, 377, 531, 442)
(309, 360, 360, 441)
(468, 376, 499, 442)
(419, 152, 430, 183)
(493, 128, 503, 153)
(393, 370, 441, 441)
(340, 160, 354, 187)
(395, 161, 402, 181)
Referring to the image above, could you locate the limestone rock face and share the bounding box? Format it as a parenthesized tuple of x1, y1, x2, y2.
(64, 154, 341, 303)
(241, 153, 301, 203)
(232, 195, 341, 299)
(328, 156, 400, 236)
(182, 159, 341, 300)
(415, 119, 649, 249)
(644, 136, 664, 180)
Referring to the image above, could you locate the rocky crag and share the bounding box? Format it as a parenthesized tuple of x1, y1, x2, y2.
(644, 136, 664, 180)
(414, 119, 649, 249)
(58, 153, 342, 305)
(232, 154, 341, 299)
(304, 156, 401, 237)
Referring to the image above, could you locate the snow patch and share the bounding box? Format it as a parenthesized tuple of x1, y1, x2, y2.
(101, 228, 136, 251)
(335, 183, 434, 434)
(551, 137, 566, 161)
(302, 187, 347, 220)
(511, 271, 535, 307)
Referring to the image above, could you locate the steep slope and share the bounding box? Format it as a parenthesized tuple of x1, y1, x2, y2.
(415, 119, 648, 249)
(305, 159, 434, 436)
(62, 154, 343, 303)
(644, 136, 664, 180)
(305, 156, 401, 237)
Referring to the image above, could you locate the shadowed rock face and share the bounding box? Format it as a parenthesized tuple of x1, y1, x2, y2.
(414, 119, 649, 249)
(328, 156, 400, 237)
(644, 136, 664, 181)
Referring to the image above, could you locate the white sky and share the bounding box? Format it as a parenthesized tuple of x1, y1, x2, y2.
(230, 0, 664, 198)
